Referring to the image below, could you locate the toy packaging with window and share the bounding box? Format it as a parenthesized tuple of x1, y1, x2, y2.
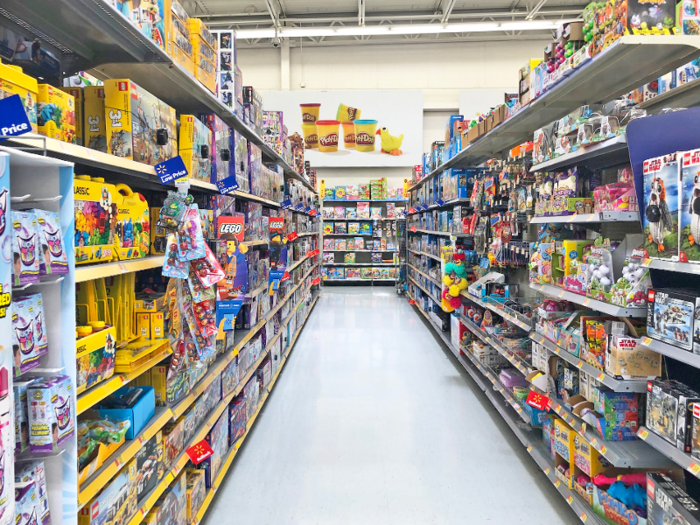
(37, 84, 75, 144)
(104, 79, 177, 166)
(647, 472, 700, 524)
(646, 288, 700, 353)
(74, 176, 118, 265)
(0, 62, 38, 132)
(180, 115, 212, 183)
(12, 295, 43, 377)
(12, 211, 41, 286)
(27, 375, 75, 453)
(647, 379, 700, 453)
(31, 209, 68, 275)
(78, 459, 137, 525)
(15, 481, 38, 525)
(642, 153, 680, 260)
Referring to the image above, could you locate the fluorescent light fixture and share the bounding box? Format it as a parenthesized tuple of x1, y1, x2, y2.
(235, 20, 558, 39)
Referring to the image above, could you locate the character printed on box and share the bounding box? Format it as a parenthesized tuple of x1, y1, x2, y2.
(681, 149, 700, 262)
(32, 209, 68, 274)
(12, 212, 40, 286)
(643, 154, 679, 259)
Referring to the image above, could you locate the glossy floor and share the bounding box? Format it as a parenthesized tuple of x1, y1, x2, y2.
(205, 288, 579, 525)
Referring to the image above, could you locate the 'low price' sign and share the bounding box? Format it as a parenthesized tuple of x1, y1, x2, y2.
(0, 95, 32, 141)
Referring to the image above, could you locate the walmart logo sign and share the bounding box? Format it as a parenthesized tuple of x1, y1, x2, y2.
(155, 156, 188, 184)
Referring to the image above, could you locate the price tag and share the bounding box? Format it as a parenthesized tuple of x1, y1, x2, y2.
(583, 299, 591, 306)
(689, 462, 700, 475)
(638, 428, 649, 440)
(642, 258, 652, 267)
(580, 512, 588, 522)
(566, 496, 574, 505)
(516, 406, 522, 413)
(576, 360, 583, 368)
(544, 467, 550, 475)
(527, 445, 533, 453)
(600, 445, 607, 454)
(642, 337, 652, 346)
(555, 480, 561, 488)
(558, 290, 565, 298)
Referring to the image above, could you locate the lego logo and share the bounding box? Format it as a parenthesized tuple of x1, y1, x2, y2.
(648, 289, 655, 302)
(270, 221, 283, 229)
(647, 381, 653, 392)
(219, 223, 242, 234)
(91, 502, 99, 520)
(694, 403, 700, 419)
(119, 82, 128, 91)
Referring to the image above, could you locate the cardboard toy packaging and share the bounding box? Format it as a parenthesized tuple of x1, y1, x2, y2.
(27, 375, 75, 454)
(37, 84, 76, 143)
(78, 459, 138, 525)
(180, 115, 212, 183)
(104, 79, 177, 167)
(113, 184, 150, 260)
(74, 176, 118, 265)
(642, 153, 680, 260)
(83, 86, 108, 153)
(0, 62, 38, 132)
(680, 148, 700, 262)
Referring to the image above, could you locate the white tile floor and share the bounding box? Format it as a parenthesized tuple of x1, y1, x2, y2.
(205, 288, 580, 525)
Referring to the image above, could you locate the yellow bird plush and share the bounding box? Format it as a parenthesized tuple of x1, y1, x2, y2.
(376, 127, 404, 156)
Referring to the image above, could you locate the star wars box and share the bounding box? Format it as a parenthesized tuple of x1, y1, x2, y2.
(680, 149, 700, 263)
(135, 430, 165, 503)
(646, 288, 700, 353)
(642, 153, 680, 260)
(647, 379, 700, 453)
(647, 472, 700, 525)
(179, 115, 212, 183)
(104, 79, 177, 167)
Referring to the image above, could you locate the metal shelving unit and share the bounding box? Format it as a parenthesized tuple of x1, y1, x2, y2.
(530, 134, 629, 173)
(638, 336, 700, 369)
(463, 292, 533, 331)
(529, 211, 640, 224)
(637, 427, 700, 478)
(529, 283, 646, 318)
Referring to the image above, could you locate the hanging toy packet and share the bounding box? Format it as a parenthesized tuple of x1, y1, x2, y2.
(157, 191, 193, 230)
(162, 232, 189, 279)
(12, 211, 41, 286)
(32, 209, 68, 275)
(191, 243, 225, 289)
(177, 206, 206, 261)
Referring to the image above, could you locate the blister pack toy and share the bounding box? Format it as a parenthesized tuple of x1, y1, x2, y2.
(177, 207, 206, 261)
(114, 184, 150, 260)
(27, 375, 75, 453)
(74, 176, 118, 265)
(162, 232, 189, 279)
(104, 79, 177, 167)
(26, 294, 48, 357)
(191, 243, 225, 290)
(31, 209, 68, 275)
(12, 211, 41, 286)
(158, 191, 193, 231)
(179, 115, 212, 183)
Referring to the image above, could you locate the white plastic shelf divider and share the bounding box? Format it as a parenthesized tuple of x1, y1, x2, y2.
(530, 134, 629, 172)
(637, 427, 700, 478)
(528, 211, 640, 224)
(529, 283, 646, 318)
(529, 333, 648, 393)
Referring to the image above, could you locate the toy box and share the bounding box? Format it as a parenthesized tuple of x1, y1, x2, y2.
(554, 418, 574, 462)
(61, 86, 83, 145)
(14, 380, 32, 453)
(79, 459, 137, 525)
(646, 288, 699, 353)
(97, 386, 155, 440)
(642, 153, 680, 260)
(134, 430, 165, 503)
(162, 417, 185, 468)
(37, 84, 75, 143)
(145, 472, 186, 525)
(647, 379, 700, 452)
(680, 148, 700, 263)
(202, 412, 229, 488)
(179, 115, 212, 183)
(591, 485, 646, 525)
(647, 472, 700, 525)
(27, 375, 75, 453)
(104, 79, 177, 166)
(573, 434, 605, 478)
(198, 114, 228, 185)
(185, 469, 206, 524)
(15, 481, 39, 525)
(15, 461, 48, 525)
(83, 86, 107, 153)
(76, 325, 117, 393)
(626, 0, 676, 34)
(593, 390, 639, 442)
(692, 401, 700, 460)
(113, 184, 150, 260)
(606, 335, 661, 380)
(12, 295, 43, 376)
(32, 208, 68, 275)
(12, 211, 41, 286)
(74, 176, 118, 265)
(166, 0, 195, 75)
(115, 0, 166, 50)
(0, 63, 38, 132)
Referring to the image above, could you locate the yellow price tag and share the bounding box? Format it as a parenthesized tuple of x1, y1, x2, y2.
(583, 299, 591, 306)
(581, 423, 586, 434)
(576, 360, 583, 367)
(689, 462, 700, 476)
(639, 428, 649, 440)
(590, 437, 598, 445)
(566, 496, 574, 505)
(580, 512, 588, 522)
(527, 446, 533, 453)
(597, 373, 605, 381)
(516, 406, 522, 413)
(544, 467, 551, 474)
(555, 480, 561, 488)
(642, 258, 652, 267)
(642, 337, 652, 346)
(600, 445, 608, 454)
(558, 290, 565, 298)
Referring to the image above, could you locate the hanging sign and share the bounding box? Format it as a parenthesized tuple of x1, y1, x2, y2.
(155, 155, 188, 184)
(526, 390, 550, 411)
(186, 440, 214, 465)
(0, 95, 31, 141)
(216, 175, 239, 194)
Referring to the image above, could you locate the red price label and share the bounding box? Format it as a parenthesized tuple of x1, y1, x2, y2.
(409, 207, 416, 214)
(410, 226, 417, 232)
(308, 249, 320, 257)
(280, 271, 291, 283)
(287, 232, 299, 242)
(186, 440, 214, 465)
(312, 277, 321, 285)
(309, 210, 317, 216)
(526, 389, 550, 411)
(408, 299, 416, 305)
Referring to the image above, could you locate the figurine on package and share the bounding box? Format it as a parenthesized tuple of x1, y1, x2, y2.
(157, 191, 194, 231)
(31, 209, 68, 275)
(12, 211, 41, 286)
(681, 148, 700, 263)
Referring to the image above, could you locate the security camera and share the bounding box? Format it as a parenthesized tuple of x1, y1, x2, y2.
(272, 36, 281, 47)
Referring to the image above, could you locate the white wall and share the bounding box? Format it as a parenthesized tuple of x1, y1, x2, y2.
(237, 38, 550, 185)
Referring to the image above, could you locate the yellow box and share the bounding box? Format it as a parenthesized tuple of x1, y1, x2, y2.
(61, 87, 83, 145)
(166, 0, 190, 43)
(74, 176, 118, 265)
(194, 59, 216, 94)
(554, 418, 575, 462)
(170, 39, 195, 76)
(185, 468, 206, 524)
(150, 207, 166, 255)
(179, 115, 212, 182)
(0, 62, 38, 132)
(574, 434, 605, 477)
(134, 293, 167, 313)
(150, 312, 165, 340)
(37, 84, 76, 143)
(83, 86, 107, 152)
(149, 365, 168, 405)
(188, 18, 216, 51)
(137, 313, 150, 339)
(191, 35, 216, 66)
(76, 325, 117, 393)
(103, 79, 177, 166)
(113, 183, 150, 260)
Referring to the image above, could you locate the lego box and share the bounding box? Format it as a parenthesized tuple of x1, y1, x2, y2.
(0, 62, 38, 132)
(646, 288, 700, 353)
(135, 431, 165, 503)
(642, 153, 680, 260)
(74, 175, 118, 265)
(179, 115, 212, 183)
(647, 379, 700, 453)
(83, 86, 107, 153)
(104, 79, 177, 166)
(37, 84, 76, 144)
(79, 459, 138, 525)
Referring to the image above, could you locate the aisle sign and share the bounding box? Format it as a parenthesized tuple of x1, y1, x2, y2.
(0, 95, 32, 141)
(186, 440, 214, 465)
(155, 155, 188, 184)
(526, 390, 550, 411)
(312, 277, 321, 286)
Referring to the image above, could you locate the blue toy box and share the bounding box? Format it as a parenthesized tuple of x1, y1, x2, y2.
(98, 386, 156, 440)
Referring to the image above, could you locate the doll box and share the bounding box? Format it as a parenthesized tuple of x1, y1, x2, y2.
(104, 79, 177, 166)
(76, 325, 117, 393)
(0, 63, 38, 132)
(642, 153, 680, 260)
(37, 84, 75, 143)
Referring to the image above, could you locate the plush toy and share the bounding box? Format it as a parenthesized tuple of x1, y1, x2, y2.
(441, 252, 469, 313)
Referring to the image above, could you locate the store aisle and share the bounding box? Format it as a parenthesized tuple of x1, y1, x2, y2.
(206, 288, 579, 525)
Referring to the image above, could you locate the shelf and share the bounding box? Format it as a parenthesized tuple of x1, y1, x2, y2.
(639, 75, 700, 112)
(530, 134, 629, 172)
(323, 250, 398, 253)
(409, 228, 459, 237)
(410, 35, 700, 189)
(321, 218, 396, 221)
(407, 264, 441, 288)
(78, 407, 172, 506)
(296, 232, 320, 238)
(324, 278, 396, 282)
(460, 315, 532, 376)
(642, 258, 700, 275)
(638, 427, 700, 478)
(323, 233, 375, 237)
(75, 256, 163, 283)
(528, 283, 646, 317)
(408, 198, 472, 214)
(407, 248, 442, 262)
(638, 335, 700, 369)
(463, 292, 533, 331)
(324, 263, 397, 267)
(322, 199, 408, 203)
(529, 210, 640, 224)
(408, 275, 441, 304)
(529, 333, 649, 393)
(77, 346, 170, 415)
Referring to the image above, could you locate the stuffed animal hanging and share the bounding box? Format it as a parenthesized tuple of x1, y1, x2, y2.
(441, 252, 469, 313)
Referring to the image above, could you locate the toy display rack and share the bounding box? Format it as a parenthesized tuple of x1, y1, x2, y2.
(407, 296, 606, 525)
(407, 249, 442, 263)
(407, 197, 472, 214)
(409, 228, 472, 237)
(529, 134, 630, 173)
(407, 275, 441, 305)
(1, 1, 315, 193)
(463, 292, 533, 332)
(408, 35, 700, 192)
(407, 265, 440, 288)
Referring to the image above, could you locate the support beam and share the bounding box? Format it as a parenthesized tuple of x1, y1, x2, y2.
(358, 0, 365, 26)
(280, 39, 290, 90)
(526, 0, 548, 20)
(439, 0, 456, 24)
(265, 0, 280, 27)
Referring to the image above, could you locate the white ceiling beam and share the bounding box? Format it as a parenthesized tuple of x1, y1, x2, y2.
(358, 0, 365, 26)
(439, 0, 456, 24)
(526, 0, 548, 20)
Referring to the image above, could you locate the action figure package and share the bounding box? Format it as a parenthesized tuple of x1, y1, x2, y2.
(14, 461, 48, 525)
(646, 379, 700, 453)
(646, 288, 700, 353)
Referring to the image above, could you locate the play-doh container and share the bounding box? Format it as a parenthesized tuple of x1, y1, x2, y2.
(302, 124, 318, 149)
(300, 103, 321, 123)
(342, 122, 356, 149)
(336, 104, 361, 123)
(354, 120, 378, 152)
(316, 120, 340, 152)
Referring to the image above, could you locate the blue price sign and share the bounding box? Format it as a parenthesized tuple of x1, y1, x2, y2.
(0, 95, 32, 141)
(436, 198, 444, 206)
(216, 175, 239, 195)
(295, 203, 304, 211)
(281, 199, 292, 209)
(216, 299, 243, 331)
(155, 155, 188, 184)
